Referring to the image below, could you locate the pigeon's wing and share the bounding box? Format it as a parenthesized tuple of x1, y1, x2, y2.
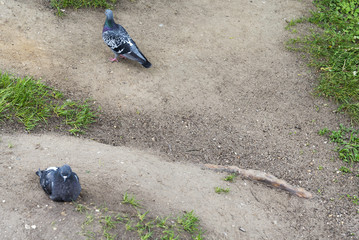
(122, 40, 152, 68)
(38, 168, 57, 195)
(70, 172, 82, 200)
(48, 170, 65, 201)
(102, 30, 132, 55)
(50, 171, 82, 202)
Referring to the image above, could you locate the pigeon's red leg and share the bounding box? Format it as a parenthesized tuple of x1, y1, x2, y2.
(119, 55, 126, 59)
(110, 58, 118, 62)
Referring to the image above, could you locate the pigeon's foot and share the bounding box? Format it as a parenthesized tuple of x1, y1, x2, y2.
(110, 58, 118, 62)
(119, 55, 126, 59)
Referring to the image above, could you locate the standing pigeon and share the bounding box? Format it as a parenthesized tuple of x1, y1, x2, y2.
(102, 9, 152, 68)
(36, 164, 81, 202)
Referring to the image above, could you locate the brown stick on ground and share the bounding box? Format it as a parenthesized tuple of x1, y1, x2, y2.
(203, 164, 313, 199)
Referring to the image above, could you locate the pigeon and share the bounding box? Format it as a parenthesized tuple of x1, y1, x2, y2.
(36, 164, 81, 202)
(102, 9, 152, 68)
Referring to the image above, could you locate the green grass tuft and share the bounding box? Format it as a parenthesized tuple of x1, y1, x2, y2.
(74, 202, 88, 213)
(223, 173, 237, 182)
(122, 192, 141, 208)
(286, 0, 359, 123)
(346, 194, 359, 205)
(0, 72, 97, 134)
(214, 187, 230, 194)
(177, 211, 200, 234)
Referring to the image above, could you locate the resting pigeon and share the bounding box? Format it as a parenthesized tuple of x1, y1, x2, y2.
(102, 9, 152, 68)
(36, 164, 81, 202)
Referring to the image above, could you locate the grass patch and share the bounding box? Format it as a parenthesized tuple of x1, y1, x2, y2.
(319, 125, 359, 175)
(286, 0, 359, 123)
(0, 71, 97, 134)
(77, 192, 205, 239)
(49, 0, 119, 15)
(319, 125, 359, 165)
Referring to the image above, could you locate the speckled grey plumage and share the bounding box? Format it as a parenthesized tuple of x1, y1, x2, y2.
(102, 9, 151, 68)
(36, 164, 81, 202)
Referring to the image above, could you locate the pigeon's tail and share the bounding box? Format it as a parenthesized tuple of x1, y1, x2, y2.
(142, 61, 152, 68)
(36, 169, 42, 177)
(122, 50, 151, 68)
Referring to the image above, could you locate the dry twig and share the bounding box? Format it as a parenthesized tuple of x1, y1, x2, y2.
(203, 164, 313, 199)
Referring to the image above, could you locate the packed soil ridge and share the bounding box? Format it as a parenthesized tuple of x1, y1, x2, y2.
(0, 0, 358, 239)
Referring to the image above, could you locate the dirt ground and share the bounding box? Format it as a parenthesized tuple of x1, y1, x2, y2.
(1, 0, 359, 239)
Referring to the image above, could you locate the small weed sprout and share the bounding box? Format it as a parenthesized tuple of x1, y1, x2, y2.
(84, 213, 94, 226)
(215, 187, 230, 194)
(162, 229, 179, 240)
(101, 215, 117, 230)
(122, 192, 141, 208)
(74, 203, 88, 213)
(137, 211, 149, 222)
(177, 211, 200, 234)
(224, 173, 236, 182)
(125, 220, 134, 231)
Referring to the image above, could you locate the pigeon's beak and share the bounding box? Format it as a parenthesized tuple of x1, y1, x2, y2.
(63, 176, 68, 182)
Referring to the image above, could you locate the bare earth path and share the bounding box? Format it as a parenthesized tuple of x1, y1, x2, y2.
(0, 0, 358, 239)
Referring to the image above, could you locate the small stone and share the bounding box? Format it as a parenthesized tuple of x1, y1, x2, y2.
(31, 225, 36, 229)
(25, 224, 30, 230)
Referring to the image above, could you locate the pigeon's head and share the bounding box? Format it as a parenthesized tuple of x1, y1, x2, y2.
(105, 9, 114, 20)
(59, 165, 72, 182)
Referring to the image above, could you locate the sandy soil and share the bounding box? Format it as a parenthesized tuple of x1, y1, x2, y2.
(1, 0, 359, 239)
